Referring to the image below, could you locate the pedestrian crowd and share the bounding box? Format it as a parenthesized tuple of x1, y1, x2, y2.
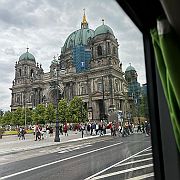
(33, 124, 53, 141)
(108, 120, 151, 137)
(16, 120, 151, 141)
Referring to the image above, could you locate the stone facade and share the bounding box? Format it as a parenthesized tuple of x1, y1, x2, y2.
(10, 14, 129, 121)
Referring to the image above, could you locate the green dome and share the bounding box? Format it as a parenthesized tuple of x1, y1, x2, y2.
(126, 65, 136, 72)
(19, 51, 35, 62)
(62, 28, 95, 52)
(51, 58, 59, 65)
(95, 24, 114, 36)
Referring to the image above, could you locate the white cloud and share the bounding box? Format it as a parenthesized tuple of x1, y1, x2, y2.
(0, 0, 146, 111)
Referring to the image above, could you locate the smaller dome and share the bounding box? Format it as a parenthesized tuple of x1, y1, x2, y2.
(95, 24, 114, 36)
(51, 58, 59, 65)
(19, 50, 35, 62)
(126, 64, 136, 72)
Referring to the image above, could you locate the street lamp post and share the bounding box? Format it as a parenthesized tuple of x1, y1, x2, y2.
(23, 92, 27, 128)
(54, 65, 60, 142)
(102, 75, 105, 121)
(25, 104, 27, 127)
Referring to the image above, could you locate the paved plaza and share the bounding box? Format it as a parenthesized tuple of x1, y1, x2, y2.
(0, 130, 111, 155)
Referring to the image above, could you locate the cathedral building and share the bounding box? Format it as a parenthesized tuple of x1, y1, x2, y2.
(10, 12, 129, 121)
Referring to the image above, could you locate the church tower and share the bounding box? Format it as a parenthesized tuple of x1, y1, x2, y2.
(10, 48, 44, 111)
(90, 19, 120, 70)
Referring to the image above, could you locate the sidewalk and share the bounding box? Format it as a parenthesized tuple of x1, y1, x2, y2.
(0, 130, 111, 155)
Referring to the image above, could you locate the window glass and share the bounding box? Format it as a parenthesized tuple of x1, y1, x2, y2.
(0, 1, 153, 180)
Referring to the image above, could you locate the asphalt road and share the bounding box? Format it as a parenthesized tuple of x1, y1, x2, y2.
(0, 134, 153, 180)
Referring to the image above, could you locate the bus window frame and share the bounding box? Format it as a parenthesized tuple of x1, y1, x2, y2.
(116, 0, 180, 179)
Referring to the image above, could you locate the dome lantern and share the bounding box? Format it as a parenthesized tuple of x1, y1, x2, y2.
(81, 8, 88, 29)
(125, 63, 136, 72)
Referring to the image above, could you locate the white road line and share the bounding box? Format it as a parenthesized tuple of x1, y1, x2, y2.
(89, 164, 153, 179)
(0, 142, 123, 180)
(134, 152, 152, 158)
(115, 157, 153, 167)
(57, 144, 92, 153)
(58, 144, 92, 153)
(144, 148, 152, 152)
(125, 172, 154, 180)
(57, 150, 68, 154)
(84, 146, 152, 180)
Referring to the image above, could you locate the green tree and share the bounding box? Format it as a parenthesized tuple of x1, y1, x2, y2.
(68, 96, 87, 123)
(1, 111, 13, 126)
(11, 107, 33, 126)
(32, 104, 46, 124)
(139, 95, 149, 118)
(23, 108, 33, 125)
(12, 107, 23, 126)
(81, 104, 88, 123)
(0, 109, 3, 126)
(45, 103, 55, 124)
(58, 99, 68, 123)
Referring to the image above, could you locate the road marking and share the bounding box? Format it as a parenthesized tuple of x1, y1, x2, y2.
(134, 152, 152, 158)
(58, 144, 92, 153)
(144, 148, 152, 152)
(125, 172, 154, 180)
(88, 164, 153, 179)
(84, 146, 152, 180)
(115, 157, 153, 167)
(0, 142, 123, 180)
(57, 150, 68, 154)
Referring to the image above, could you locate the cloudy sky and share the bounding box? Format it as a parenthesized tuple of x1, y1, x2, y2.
(0, 0, 146, 111)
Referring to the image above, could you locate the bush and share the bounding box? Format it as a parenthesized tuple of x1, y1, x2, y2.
(0, 128, 5, 139)
(0, 127, 5, 134)
(3, 129, 34, 135)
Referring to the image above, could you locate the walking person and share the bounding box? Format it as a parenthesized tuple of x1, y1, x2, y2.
(87, 123, 91, 135)
(18, 127, 22, 140)
(141, 122, 145, 133)
(95, 123, 99, 135)
(145, 121, 151, 136)
(81, 124, 85, 138)
(35, 124, 41, 141)
(59, 125, 63, 135)
(49, 126, 53, 137)
(46, 125, 50, 138)
(90, 123, 93, 135)
(64, 123, 68, 136)
(137, 122, 142, 133)
(21, 127, 26, 140)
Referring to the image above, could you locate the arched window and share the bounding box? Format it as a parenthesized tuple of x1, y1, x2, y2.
(107, 42, 110, 54)
(60, 61, 65, 70)
(97, 82, 103, 92)
(115, 80, 119, 91)
(97, 45, 102, 56)
(19, 69, 21, 76)
(113, 46, 116, 55)
(81, 86, 86, 94)
(25, 67, 27, 75)
(17, 95, 20, 103)
(31, 69, 34, 77)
